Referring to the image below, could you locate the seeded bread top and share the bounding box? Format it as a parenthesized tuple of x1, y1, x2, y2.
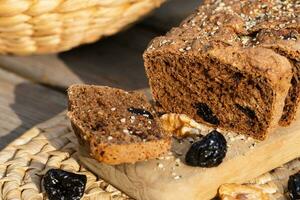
(147, 0, 299, 51)
(145, 0, 298, 86)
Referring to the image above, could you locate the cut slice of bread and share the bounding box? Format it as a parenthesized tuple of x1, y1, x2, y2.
(67, 84, 171, 165)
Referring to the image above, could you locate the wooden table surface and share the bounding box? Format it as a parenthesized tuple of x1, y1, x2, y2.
(0, 0, 200, 150)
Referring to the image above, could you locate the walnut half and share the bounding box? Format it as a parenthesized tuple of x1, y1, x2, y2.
(219, 184, 270, 200)
(160, 113, 211, 138)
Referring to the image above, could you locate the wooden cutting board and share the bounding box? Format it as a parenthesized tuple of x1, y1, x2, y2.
(79, 116, 300, 200)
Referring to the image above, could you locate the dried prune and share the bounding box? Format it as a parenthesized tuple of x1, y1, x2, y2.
(185, 130, 227, 168)
(283, 31, 298, 40)
(195, 103, 220, 125)
(232, 72, 244, 82)
(43, 169, 87, 200)
(288, 172, 300, 199)
(128, 107, 154, 119)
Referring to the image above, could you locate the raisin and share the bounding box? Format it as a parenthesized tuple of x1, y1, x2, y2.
(127, 107, 154, 119)
(152, 101, 166, 117)
(235, 104, 256, 119)
(283, 31, 297, 40)
(288, 172, 300, 199)
(195, 103, 220, 125)
(185, 130, 227, 168)
(232, 72, 244, 82)
(43, 169, 87, 200)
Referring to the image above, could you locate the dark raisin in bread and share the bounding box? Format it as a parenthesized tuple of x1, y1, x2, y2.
(144, 0, 299, 140)
(68, 84, 171, 165)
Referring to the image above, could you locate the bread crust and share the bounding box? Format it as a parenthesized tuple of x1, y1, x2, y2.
(70, 119, 171, 165)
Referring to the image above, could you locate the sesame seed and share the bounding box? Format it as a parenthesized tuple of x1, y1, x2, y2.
(261, 4, 267, 9)
(175, 158, 181, 166)
(179, 48, 185, 52)
(161, 40, 169, 46)
(123, 129, 129, 134)
(143, 114, 150, 118)
(130, 116, 135, 123)
(111, 107, 116, 111)
(165, 156, 172, 160)
(120, 118, 126, 123)
(240, 36, 250, 45)
(108, 136, 113, 140)
(158, 163, 164, 169)
(174, 175, 182, 180)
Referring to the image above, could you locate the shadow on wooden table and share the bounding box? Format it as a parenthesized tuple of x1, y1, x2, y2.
(0, 83, 66, 149)
(57, 0, 201, 90)
(57, 27, 155, 91)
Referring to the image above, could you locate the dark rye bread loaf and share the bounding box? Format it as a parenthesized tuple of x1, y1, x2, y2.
(68, 84, 171, 165)
(144, 0, 300, 140)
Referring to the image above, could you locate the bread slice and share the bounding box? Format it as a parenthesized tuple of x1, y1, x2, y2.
(257, 28, 300, 126)
(143, 0, 296, 140)
(68, 84, 171, 165)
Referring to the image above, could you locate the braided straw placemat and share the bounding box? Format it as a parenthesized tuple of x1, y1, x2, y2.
(0, 0, 165, 55)
(0, 112, 131, 200)
(0, 111, 298, 200)
(219, 158, 300, 200)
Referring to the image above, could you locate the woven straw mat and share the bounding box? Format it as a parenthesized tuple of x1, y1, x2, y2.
(0, 0, 165, 55)
(0, 112, 132, 200)
(0, 111, 299, 200)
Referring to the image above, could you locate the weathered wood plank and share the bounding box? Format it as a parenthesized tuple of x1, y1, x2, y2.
(58, 27, 158, 90)
(0, 68, 66, 149)
(0, 55, 83, 89)
(80, 116, 300, 200)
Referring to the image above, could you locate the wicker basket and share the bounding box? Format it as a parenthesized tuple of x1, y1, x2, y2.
(0, 0, 165, 55)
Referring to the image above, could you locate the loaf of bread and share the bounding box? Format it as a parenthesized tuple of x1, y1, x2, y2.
(144, 0, 299, 140)
(68, 85, 171, 165)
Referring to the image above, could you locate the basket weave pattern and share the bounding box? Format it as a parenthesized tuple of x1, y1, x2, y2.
(0, 113, 131, 200)
(0, 0, 164, 55)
